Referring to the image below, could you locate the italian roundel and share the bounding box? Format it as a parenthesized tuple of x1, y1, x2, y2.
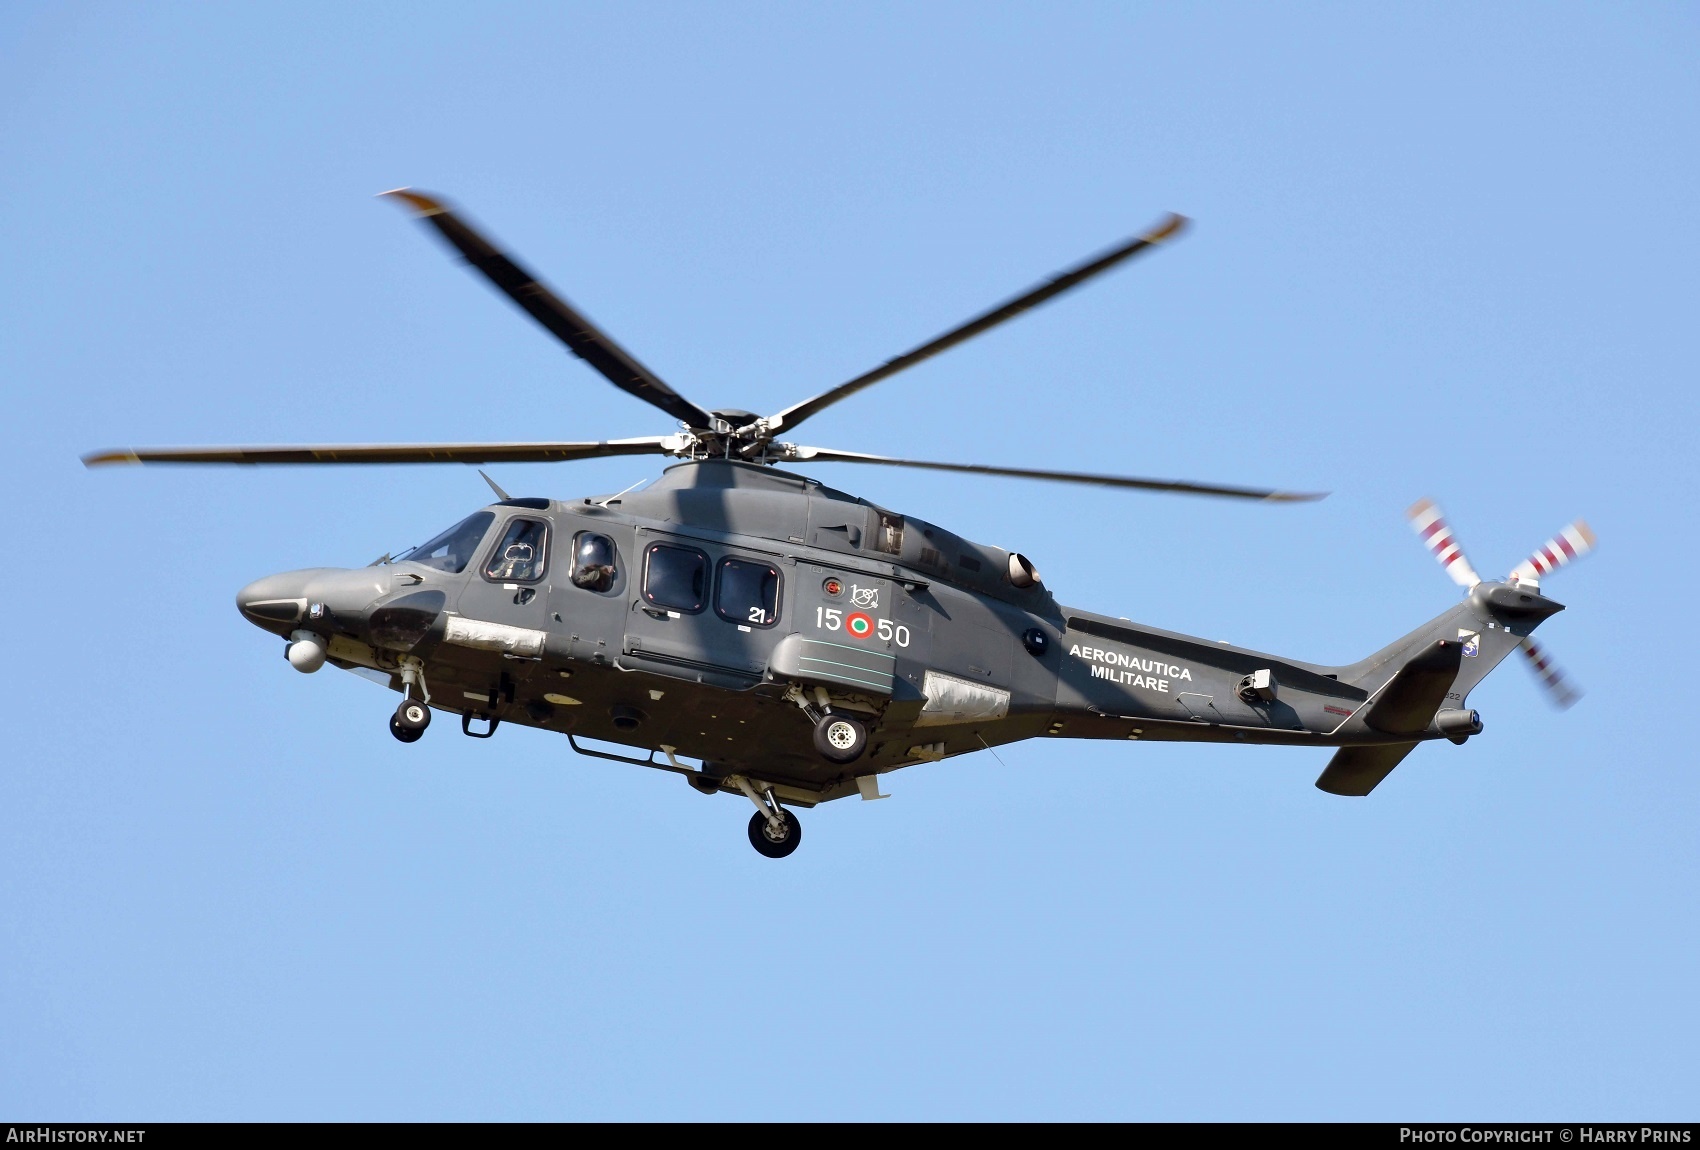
(845, 612, 875, 639)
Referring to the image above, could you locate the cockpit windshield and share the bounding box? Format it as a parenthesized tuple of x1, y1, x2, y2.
(398, 511, 495, 573)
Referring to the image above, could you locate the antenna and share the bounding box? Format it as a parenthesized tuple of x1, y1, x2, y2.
(595, 477, 651, 507)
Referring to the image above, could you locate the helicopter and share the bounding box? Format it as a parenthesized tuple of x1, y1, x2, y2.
(84, 191, 1593, 857)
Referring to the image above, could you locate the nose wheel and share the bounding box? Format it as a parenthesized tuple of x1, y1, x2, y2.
(390, 698, 431, 743)
(389, 658, 433, 743)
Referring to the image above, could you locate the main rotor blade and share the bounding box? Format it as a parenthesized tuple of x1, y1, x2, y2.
(763, 214, 1188, 435)
(82, 437, 675, 467)
(382, 189, 718, 430)
(780, 446, 1324, 502)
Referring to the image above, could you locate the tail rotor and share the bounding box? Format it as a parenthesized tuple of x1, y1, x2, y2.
(1407, 498, 1482, 588)
(1406, 499, 1594, 710)
(1519, 636, 1582, 710)
(1509, 521, 1597, 593)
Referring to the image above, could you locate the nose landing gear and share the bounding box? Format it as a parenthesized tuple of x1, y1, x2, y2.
(391, 698, 431, 742)
(389, 657, 432, 743)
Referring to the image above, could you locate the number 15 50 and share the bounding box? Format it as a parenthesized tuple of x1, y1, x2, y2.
(815, 607, 910, 647)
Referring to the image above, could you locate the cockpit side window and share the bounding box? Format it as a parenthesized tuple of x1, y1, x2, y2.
(400, 511, 495, 574)
(483, 518, 549, 583)
(571, 531, 620, 593)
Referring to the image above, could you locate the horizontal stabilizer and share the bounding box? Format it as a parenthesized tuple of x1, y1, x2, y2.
(1315, 742, 1420, 796)
(1363, 639, 1464, 736)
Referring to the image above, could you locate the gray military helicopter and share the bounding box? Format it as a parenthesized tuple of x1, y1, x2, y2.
(84, 191, 1593, 857)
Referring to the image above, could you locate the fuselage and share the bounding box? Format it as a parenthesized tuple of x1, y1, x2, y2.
(235, 460, 1545, 805)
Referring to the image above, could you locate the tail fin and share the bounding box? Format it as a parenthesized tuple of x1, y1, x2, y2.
(1318, 635, 1472, 795)
(1316, 500, 1592, 797)
(1319, 592, 1559, 795)
(1337, 596, 1530, 702)
(1316, 742, 1420, 796)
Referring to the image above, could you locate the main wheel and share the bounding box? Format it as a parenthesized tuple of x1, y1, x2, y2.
(812, 713, 867, 764)
(389, 714, 424, 743)
(748, 809, 803, 858)
(395, 698, 431, 733)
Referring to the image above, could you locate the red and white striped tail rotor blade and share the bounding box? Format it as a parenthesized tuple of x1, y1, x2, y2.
(1407, 498, 1481, 588)
(1520, 637, 1582, 710)
(1509, 520, 1597, 591)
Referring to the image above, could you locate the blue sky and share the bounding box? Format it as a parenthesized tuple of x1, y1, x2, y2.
(2, 2, 1695, 1120)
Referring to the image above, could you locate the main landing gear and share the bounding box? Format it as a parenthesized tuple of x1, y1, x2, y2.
(813, 713, 867, 764)
(747, 809, 802, 858)
(731, 775, 803, 858)
(389, 657, 432, 743)
(785, 684, 868, 765)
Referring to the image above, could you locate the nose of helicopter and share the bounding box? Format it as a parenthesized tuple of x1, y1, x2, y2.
(237, 570, 315, 635)
(236, 567, 392, 636)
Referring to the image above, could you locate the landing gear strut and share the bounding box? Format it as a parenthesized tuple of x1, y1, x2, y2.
(731, 775, 803, 858)
(390, 658, 432, 743)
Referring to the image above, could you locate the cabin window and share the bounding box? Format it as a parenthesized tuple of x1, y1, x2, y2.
(571, 532, 620, 593)
(401, 511, 495, 574)
(483, 518, 549, 583)
(643, 543, 708, 613)
(716, 557, 781, 628)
